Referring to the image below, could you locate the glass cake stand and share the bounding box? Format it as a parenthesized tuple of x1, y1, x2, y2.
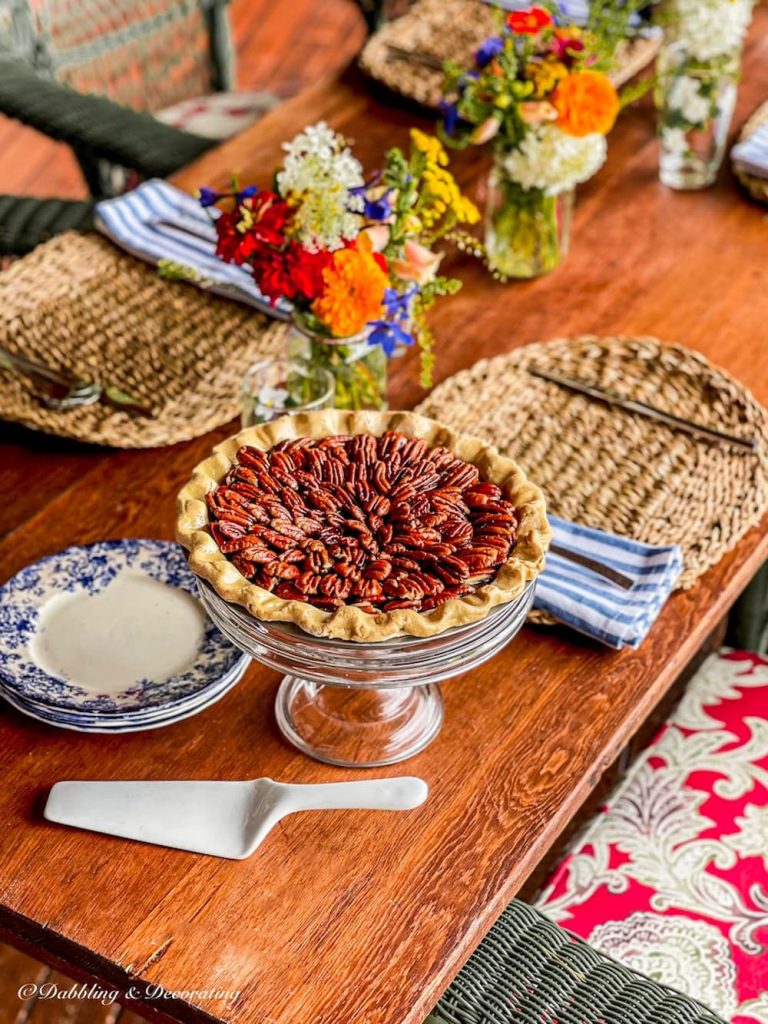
(198, 580, 535, 767)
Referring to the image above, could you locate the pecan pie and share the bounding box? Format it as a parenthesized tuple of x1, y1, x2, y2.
(177, 411, 550, 641)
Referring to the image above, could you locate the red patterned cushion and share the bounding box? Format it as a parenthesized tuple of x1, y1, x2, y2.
(537, 650, 768, 1024)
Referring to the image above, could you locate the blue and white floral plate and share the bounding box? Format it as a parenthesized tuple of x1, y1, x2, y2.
(0, 539, 249, 725)
(0, 659, 247, 733)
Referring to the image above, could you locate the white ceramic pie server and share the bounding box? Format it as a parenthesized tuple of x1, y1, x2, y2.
(44, 776, 428, 859)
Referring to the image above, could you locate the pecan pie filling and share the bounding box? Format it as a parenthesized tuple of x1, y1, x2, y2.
(206, 431, 520, 615)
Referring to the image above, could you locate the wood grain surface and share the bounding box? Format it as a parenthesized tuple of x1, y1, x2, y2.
(0, 10, 767, 1024)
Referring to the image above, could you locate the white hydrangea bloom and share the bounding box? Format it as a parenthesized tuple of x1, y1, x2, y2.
(276, 121, 364, 251)
(667, 0, 754, 62)
(661, 126, 690, 155)
(667, 75, 712, 124)
(501, 126, 607, 195)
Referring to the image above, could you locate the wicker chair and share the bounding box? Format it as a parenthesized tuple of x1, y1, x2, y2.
(0, 193, 96, 256)
(0, 0, 246, 195)
(426, 901, 727, 1024)
(0, 0, 385, 198)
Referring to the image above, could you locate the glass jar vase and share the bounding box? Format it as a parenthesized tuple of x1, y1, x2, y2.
(655, 40, 740, 190)
(286, 316, 388, 412)
(484, 160, 573, 279)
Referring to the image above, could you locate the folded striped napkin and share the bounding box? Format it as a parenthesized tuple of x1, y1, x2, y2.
(731, 122, 768, 179)
(533, 516, 683, 649)
(95, 179, 291, 317)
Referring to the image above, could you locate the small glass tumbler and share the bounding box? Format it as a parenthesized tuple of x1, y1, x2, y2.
(655, 40, 740, 190)
(241, 357, 335, 428)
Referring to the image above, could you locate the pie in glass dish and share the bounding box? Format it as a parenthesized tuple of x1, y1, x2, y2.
(176, 411, 551, 641)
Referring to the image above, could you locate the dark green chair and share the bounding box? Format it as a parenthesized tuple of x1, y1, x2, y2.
(427, 901, 726, 1024)
(0, 57, 214, 195)
(727, 562, 768, 653)
(0, 193, 96, 256)
(0, 0, 239, 196)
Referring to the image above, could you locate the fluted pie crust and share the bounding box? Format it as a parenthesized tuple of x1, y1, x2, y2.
(176, 410, 551, 641)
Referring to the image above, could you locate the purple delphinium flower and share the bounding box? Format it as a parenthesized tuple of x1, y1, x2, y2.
(439, 99, 460, 136)
(368, 287, 418, 356)
(349, 176, 392, 221)
(383, 286, 417, 319)
(362, 190, 393, 221)
(198, 186, 222, 207)
(368, 320, 414, 357)
(474, 35, 504, 69)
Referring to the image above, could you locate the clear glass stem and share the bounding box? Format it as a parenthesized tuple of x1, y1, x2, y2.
(275, 676, 444, 767)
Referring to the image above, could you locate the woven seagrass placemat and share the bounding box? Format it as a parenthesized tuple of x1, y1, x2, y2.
(733, 100, 768, 206)
(417, 335, 768, 591)
(359, 0, 661, 110)
(0, 232, 288, 448)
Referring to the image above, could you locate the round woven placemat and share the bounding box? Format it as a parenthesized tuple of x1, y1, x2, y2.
(417, 335, 768, 592)
(733, 100, 768, 206)
(359, 0, 661, 109)
(0, 232, 288, 448)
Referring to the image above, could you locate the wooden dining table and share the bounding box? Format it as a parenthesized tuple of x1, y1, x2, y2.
(1, 11, 767, 1024)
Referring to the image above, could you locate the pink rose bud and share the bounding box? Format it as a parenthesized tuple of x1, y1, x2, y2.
(358, 224, 390, 253)
(470, 117, 501, 145)
(391, 239, 443, 285)
(519, 101, 558, 125)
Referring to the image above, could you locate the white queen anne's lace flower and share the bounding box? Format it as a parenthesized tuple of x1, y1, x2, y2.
(501, 126, 607, 195)
(666, 0, 754, 62)
(276, 121, 364, 251)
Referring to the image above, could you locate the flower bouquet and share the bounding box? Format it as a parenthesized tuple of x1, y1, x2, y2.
(199, 123, 478, 411)
(655, 0, 755, 189)
(441, 4, 626, 278)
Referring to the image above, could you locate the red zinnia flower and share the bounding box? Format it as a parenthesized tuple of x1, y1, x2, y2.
(550, 33, 585, 61)
(506, 6, 552, 34)
(214, 190, 292, 266)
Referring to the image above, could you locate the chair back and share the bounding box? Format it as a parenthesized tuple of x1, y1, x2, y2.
(0, 0, 233, 111)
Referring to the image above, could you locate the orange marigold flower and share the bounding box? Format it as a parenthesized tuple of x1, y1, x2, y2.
(312, 248, 388, 337)
(551, 70, 620, 137)
(507, 6, 552, 34)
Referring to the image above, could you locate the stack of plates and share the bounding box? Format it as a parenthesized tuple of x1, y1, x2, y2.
(0, 539, 249, 733)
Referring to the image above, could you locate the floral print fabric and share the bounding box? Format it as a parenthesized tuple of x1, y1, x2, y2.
(537, 650, 768, 1023)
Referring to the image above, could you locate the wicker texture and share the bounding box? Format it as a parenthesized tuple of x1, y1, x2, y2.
(417, 336, 768, 590)
(0, 232, 288, 448)
(427, 900, 727, 1024)
(0, 194, 96, 256)
(0, 56, 213, 181)
(733, 100, 768, 206)
(33, 0, 216, 112)
(359, 0, 661, 109)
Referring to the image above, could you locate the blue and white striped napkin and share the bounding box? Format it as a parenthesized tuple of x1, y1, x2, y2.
(94, 179, 291, 317)
(731, 122, 768, 180)
(533, 516, 683, 649)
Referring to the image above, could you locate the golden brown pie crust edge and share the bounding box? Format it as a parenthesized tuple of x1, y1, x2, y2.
(176, 410, 552, 641)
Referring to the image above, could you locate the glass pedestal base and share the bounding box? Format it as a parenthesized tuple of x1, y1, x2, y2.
(197, 578, 536, 767)
(275, 677, 444, 767)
